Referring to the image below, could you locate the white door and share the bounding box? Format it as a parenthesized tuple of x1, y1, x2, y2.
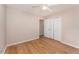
(53, 17, 62, 41)
(49, 19, 54, 39)
(44, 20, 51, 38)
(44, 17, 62, 41)
(44, 19, 54, 38)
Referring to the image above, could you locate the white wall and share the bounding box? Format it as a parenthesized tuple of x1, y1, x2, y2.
(47, 7, 79, 48)
(0, 5, 6, 53)
(6, 7, 39, 45)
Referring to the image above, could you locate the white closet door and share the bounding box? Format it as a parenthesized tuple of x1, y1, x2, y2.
(44, 17, 62, 41)
(49, 19, 54, 39)
(44, 19, 54, 38)
(54, 18, 62, 41)
(44, 20, 50, 38)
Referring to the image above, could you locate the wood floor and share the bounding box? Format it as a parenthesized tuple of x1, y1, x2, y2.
(5, 36, 79, 54)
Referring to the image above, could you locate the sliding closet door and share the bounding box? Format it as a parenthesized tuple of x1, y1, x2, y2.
(54, 17, 62, 41)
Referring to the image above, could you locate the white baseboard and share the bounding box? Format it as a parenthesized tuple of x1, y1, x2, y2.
(60, 41, 79, 49)
(3, 37, 39, 53)
(7, 37, 39, 47)
(44, 36, 79, 49)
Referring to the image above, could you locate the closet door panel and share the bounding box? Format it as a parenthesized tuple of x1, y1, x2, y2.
(49, 19, 54, 39)
(44, 19, 54, 39)
(44, 20, 50, 38)
(54, 18, 62, 41)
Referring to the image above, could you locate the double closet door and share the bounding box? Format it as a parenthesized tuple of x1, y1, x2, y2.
(44, 17, 62, 41)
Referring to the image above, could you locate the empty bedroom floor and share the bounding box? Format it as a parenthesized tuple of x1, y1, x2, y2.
(5, 36, 79, 54)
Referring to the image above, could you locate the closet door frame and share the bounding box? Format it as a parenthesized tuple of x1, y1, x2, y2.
(44, 17, 62, 41)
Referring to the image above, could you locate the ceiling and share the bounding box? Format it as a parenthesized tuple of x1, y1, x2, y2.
(6, 4, 78, 17)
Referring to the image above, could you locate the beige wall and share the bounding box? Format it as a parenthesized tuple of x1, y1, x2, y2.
(47, 7, 79, 48)
(6, 7, 39, 45)
(0, 5, 6, 53)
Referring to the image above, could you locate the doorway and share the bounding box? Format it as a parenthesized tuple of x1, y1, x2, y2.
(39, 20, 44, 37)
